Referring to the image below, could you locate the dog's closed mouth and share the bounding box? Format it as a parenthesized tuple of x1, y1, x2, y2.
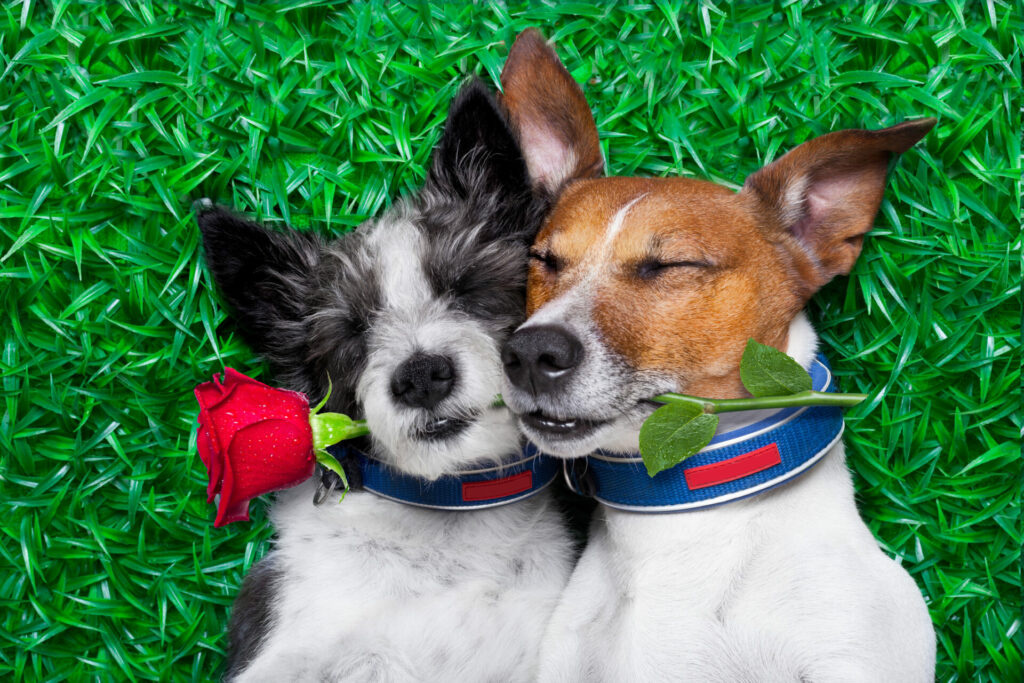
(415, 416, 473, 441)
(521, 411, 608, 438)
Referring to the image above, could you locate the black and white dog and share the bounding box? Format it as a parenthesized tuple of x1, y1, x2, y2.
(198, 73, 600, 681)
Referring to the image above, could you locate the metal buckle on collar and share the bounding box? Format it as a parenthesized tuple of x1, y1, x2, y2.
(312, 448, 364, 505)
(312, 473, 337, 506)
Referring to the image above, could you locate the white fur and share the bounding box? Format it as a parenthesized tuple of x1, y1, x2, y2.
(238, 482, 572, 682)
(534, 315, 936, 682)
(371, 219, 432, 310)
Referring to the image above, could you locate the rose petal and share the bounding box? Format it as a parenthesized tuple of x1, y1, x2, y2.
(216, 441, 245, 527)
(214, 495, 251, 527)
(206, 382, 310, 455)
(195, 381, 233, 501)
(195, 378, 246, 455)
(196, 377, 245, 413)
(215, 419, 315, 526)
(223, 367, 272, 388)
(197, 426, 223, 502)
(227, 419, 315, 496)
(229, 381, 310, 422)
(194, 380, 225, 409)
(208, 372, 301, 449)
(195, 383, 247, 491)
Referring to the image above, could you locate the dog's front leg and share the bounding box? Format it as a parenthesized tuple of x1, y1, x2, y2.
(537, 526, 620, 683)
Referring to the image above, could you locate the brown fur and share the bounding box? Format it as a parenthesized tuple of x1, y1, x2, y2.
(500, 29, 603, 195)
(528, 120, 935, 398)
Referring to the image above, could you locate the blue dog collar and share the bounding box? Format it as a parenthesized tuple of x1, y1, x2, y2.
(327, 442, 558, 510)
(564, 355, 845, 512)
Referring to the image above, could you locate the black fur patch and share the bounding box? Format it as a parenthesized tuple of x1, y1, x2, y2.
(197, 207, 323, 392)
(303, 232, 382, 415)
(224, 555, 281, 681)
(420, 223, 531, 336)
(424, 78, 537, 226)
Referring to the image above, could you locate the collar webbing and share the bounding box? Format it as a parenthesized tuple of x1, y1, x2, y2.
(327, 442, 558, 510)
(564, 355, 844, 512)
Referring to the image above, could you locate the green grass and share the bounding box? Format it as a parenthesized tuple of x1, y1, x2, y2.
(1, 1, 1019, 680)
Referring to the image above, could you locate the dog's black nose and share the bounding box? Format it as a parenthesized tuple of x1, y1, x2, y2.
(391, 353, 455, 409)
(502, 325, 583, 396)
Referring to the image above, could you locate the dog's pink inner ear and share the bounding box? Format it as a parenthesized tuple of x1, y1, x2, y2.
(742, 118, 935, 291)
(500, 28, 603, 196)
(787, 163, 889, 281)
(517, 122, 586, 193)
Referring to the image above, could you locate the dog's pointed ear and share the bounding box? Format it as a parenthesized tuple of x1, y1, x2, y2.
(741, 118, 935, 292)
(424, 79, 532, 203)
(500, 28, 603, 197)
(197, 206, 321, 359)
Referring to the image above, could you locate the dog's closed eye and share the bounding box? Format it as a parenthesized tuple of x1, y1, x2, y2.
(635, 258, 713, 280)
(529, 249, 563, 274)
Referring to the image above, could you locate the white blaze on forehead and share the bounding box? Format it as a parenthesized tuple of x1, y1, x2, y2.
(369, 219, 431, 310)
(601, 193, 647, 250)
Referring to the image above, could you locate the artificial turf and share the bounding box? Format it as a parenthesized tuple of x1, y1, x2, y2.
(1, 1, 1020, 681)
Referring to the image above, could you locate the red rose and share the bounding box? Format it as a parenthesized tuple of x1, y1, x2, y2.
(194, 368, 316, 526)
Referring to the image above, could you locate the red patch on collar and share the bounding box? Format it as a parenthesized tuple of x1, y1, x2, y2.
(684, 443, 782, 490)
(462, 471, 533, 502)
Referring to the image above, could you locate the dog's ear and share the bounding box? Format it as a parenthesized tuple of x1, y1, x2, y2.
(741, 118, 935, 291)
(197, 206, 321, 359)
(500, 28, 603, 197)
(424, 79, 532, 204)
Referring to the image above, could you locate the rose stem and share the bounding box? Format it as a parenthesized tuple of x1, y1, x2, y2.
(490, 391, 866, 413)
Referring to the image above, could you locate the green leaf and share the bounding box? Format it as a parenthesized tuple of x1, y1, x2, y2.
(639, 404, 720, 477)
(739, 339, 812, 397)
(312, 375, 333, 415)
(314, 449, 349, 493)
(310, 412, 368, 450)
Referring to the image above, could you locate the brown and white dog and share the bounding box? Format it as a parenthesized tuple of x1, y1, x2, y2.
(500, 29, 936, 682)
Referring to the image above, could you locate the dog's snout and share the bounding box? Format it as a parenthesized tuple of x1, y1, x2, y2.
(502, 325, 583, 396)
(391, 353, 455, 409)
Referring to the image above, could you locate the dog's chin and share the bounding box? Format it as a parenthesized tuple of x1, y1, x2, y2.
(502, 370, 674, 457)
(514, 403, 653, 459)
(409, 414, 474, 442)
(516, 415, 613, 458)
(373, 407, 521, 480)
